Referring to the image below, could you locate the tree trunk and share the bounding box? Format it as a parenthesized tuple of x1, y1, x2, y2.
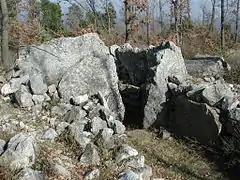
(209, 0, 216, 35)
(221, 0, 225, 50)
(235, 0, 240, 43)
(159, 0, 163, 32)
(124, 0, 129, 42)
(146, 5, 150, 45)
(1, 0, 10, 69)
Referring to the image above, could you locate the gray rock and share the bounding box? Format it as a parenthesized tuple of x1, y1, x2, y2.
(0, 139, 6, 155)
(17, 34, 110, 85)
(143, 43, 188, 128)
(108, 120, 126, 134)
(32, 95, 45, 105)
(48, 84, 57, 95)
(222, 96, 239, 111)
(56, 122, 70, 134)
(169, 95, 222, 144)
(41, 128, 58, 140)
(32, 104, 43, 115)
(0, 133, 36, 170)
(136, 165, 153, 180)
(71, 94, 88, 106)
(63, 106, 87, 123)
(16, 168, 43, 180)
(53, 164, 71, 178)
(202, 81, 234, 106)
(122, 155, 145, 169)
(15, 85, 34, 107)
(118, 171, 140, 180)
(84, 169, 100, 180)
(109, 44, 119, 57)
(69, 121, 91, 149)
(58, 53, 125, 122)
(0, 75, 6, 83)
(80, 143, 100, 166)
(29, 74, 47, 95)
(91, 117, 108, 135)
(117, 42, 188, 128)
(229, 108, 240, 121)
(51, 103, 72, 117)
(44, 93, 51, 101)
(167, 82, 178, 93)
(185, 56, 231, 78)
(116, 145, 138, 163)
(10, 75, 30, 92)
(1, 83, 13, 96)
(95, 128, 114, 149)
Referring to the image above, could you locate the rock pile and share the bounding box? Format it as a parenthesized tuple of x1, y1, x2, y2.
(1, 33, 240, 179)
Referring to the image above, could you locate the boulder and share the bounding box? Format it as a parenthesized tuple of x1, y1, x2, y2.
(16, 34, 109, 85)
(116, 42, 188, 128)
(185, 56, 231, 78)
(144, 43, 188, 128)
(169, 95, 222, 143)
(0, 133, 36, 170)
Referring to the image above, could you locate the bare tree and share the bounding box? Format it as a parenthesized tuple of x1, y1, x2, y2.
(1, 0, 10, 69)
(209, 0, 216, 35)
(235, 0, 240, 43)
(159, 0, 164, 32)
(221, 0, 225, 49)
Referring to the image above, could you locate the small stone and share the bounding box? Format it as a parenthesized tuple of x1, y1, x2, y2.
(56, 122, 70, 134)
(119, 170, 140, 180)
(63, 106, 87, 123)
(80, 143, 100, 166)
(84, 169, 100, 180)
(54, 164, 71, 178)
(15, 85, 34, 107)
(41, 128, 58, 140)
(48, 84, 57, 95)
(0, 139, 6, 155)
(91, 117, 108, 135)
(0, 75, 6, 83)
(83, 101, 94, 111)
(108, 120, 126, 134)
(229, 108, 240, 121)
(123, 155, 145, 169)
(1, 83, 13, 96)
(32, 95, 45, 105)
(71, 94, 88, 105)
(44, 93, 51, 101)
(32, 104, 43, 116)
(16, 168, 43, 180)
(116, 145, 138, 163)
(29, 74, 47, 95)
(19, 122, 26, 130)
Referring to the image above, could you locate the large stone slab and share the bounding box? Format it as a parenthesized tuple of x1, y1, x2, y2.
(169, 95, 222, 143)
(58, 53, 125, 121)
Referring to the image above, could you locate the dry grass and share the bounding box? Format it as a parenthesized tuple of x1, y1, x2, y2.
(126, 129, 226, 180)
